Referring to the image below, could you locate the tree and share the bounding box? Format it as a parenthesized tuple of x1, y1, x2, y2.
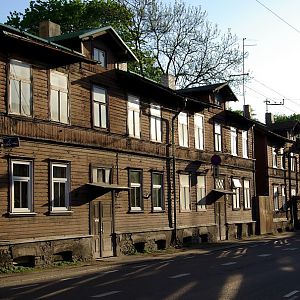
(6, 0, 132, 37)
(120, 0, 244, 88)
(274, 113, 300, 123)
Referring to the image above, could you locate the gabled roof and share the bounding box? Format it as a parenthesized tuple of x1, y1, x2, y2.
(0, 23, 94, 66)
(116, 70, 212, 110)
(49, 26, 138, 62)
(268, 120, 300, 133)
(178, 82, 238, 102)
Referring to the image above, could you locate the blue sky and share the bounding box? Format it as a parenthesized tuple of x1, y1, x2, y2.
(1, 0, 300, 122)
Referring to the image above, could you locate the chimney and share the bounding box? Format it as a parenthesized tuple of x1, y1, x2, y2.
(265, 112, 274, 126)
(243, 105, 252, 118)
(39, 20, 61, 38)
(161, 74, 176, 90)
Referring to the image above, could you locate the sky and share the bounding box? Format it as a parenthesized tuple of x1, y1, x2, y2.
(1, 0, 300, 122)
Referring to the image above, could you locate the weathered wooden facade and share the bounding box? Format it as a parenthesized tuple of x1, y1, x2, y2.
(0, 21, 261, 267)
(253, 114, 300, 234)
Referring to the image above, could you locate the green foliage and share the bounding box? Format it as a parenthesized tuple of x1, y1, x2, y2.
(0, 265, 33, 274)
(5, 0, 132, 36)
(274, 113, 300, 123)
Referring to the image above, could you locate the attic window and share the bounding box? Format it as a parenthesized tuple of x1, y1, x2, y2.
(93, 48, 106, 67)
(214, 93, 222, 106)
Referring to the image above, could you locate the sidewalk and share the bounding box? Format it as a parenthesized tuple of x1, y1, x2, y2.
(1, 231, 298, 287)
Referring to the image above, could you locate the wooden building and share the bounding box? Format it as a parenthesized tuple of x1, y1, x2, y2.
(253, 113, 300, 234)
(0, 21, 257, 268)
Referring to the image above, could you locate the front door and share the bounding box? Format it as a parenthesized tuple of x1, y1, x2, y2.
(91, 201, 113, 258)
(216, 199, 226, 240)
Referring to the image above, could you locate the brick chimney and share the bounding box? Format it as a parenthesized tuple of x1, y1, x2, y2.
(265, 112, 274, 126)
(39, 20, 61, 38)
(161, 74, 176, 90)
(243, 105, 252, 118)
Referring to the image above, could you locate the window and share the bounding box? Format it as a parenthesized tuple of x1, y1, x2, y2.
(242, 130, 248, 158)
(243, 180, 251, 209)
(281, 185, 286, 211)
(92, 167, 111, 184)
(280, 148, 284, 169)
(92, 85, 107, 129)
(152, 172, 163, 211)
(290, 152, 295, 172)
(178, 112, 188, 147)
(215, 177, 225, 190)
(128, 95, 140, 138)
(214, 123, 222, 152)
(50, 71, 69, 124)
(10, 160, 33, 213)
(197, 175, 206, 210)
(272, 147, 277, 168)
(180, 174, 190, 211)
(9, 60, 32, 116)
(129, 170, 142, 211)
(273, 186, 279, 211)
(93, 48, 106, 67)
(232, 178, 241, 209)
(150, 104, 162, 142)
(51, 163, 70, 211)
(194, 114, 204, 150)
(230, 127, 237, 156)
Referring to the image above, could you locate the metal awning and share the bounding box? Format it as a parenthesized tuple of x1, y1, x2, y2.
(87, 182, 130, 190)
(212, 189, 234, 195)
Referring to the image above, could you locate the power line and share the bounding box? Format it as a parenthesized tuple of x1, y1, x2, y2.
(255, 0, 300, 35)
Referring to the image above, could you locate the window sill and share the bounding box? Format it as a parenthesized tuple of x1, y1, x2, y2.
(152, 209, 165, 213)
(243, 208, 252, 211)
(180, 210, 191, 213)
(232, 208, 241, 211)
(197, 209, 207, 212)
(128, 210, 144, 214)
(8, 212, 37, 218)
(49, 210, 73, 216)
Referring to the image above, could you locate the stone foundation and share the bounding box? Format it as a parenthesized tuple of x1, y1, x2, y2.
(0, 235, 93, 268)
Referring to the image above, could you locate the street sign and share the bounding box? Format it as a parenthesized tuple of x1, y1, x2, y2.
(211, 154, 221, 166)
(2, 137, 20, 148)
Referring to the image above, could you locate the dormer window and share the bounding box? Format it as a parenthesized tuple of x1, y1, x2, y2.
(93, 48, 106, 67)
(214, 93, 222, 106)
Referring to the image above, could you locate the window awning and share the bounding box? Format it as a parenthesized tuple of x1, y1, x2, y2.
(212, 189, 234, 195)
(87, 182, 130, 190)
(232, 178, 242, 188)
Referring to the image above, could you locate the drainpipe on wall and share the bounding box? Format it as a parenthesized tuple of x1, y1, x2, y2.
(288, 152, 294, 228)
(171, 98, 187, 245)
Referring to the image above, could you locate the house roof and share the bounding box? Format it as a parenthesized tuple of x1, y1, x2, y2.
(268, 120, 300, 133)
(178, 82, 238, 102)
(116, 70, 212, 110)
(0, 23, 93, 65)
(49, 26, 138, 62)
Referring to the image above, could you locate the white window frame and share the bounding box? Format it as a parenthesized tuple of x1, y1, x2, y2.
(273, 185, 279, 211)
(232, 178, 241, 209)
(10, 160, 33, 213)
(127, 95, 140, 138)
(178, 112, 188, 147)
(272, 147, 277, 168)
(9, 60, 32, 116)
(129, 169, 142, 211)
(92, 167, 111, 184)
(152, 172, 163, 211)
(50, 162, 70, 211)
(92, 85, 107, 128)
(280, 148, 284, 169)
(243, 179, 251, 209)
(197, 175, 206, 210)
(194, 114, 204, 150)
(281, 185, 286, 211)
(214, 123, 222, 152)
(150, 104, 162, 143)
(290, 152, 295, 172)
(93, 48, 106, 67)
(230, 127, 238, 156)
(180, 174, 190, 211)
(50, 71, 69, 124)
(242, 130, 248, 158)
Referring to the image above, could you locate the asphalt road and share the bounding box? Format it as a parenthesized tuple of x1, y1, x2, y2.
(1, 236, 300, 300)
